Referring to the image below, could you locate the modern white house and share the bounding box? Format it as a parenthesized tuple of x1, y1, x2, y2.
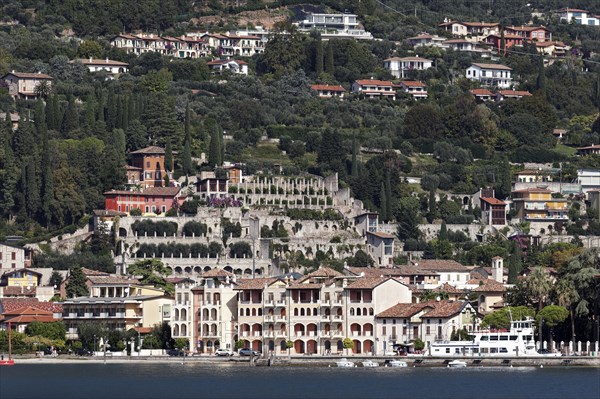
(206, 59, 248, 75)
(577, 169, 600, 193)
(466, 63, 512, 88)
(383, 57, 433, 79)
(295, 12, 373, 40)
(398, 81, 428, 99)
(352, 79, 396, 100)
(557, 8, 600, 26)
(77, 58, 129, 77)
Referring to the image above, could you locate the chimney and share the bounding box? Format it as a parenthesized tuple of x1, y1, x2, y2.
(90, 57, 93, 62)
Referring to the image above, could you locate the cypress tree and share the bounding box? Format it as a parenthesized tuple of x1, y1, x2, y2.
(325, 42, 334, 75)
(427, 189, 437, 223)
(182, 103, 192, 176)
(96, 89, 105, 122)
(39, 100, 54, 227)
(115, 95, 124, 129)
(66, 265, 90, 298)
(380, 183, 387, 222)
(128, 95, 136, 122)
(499, 26, 505, 56)
(61, 97, 79, 136)
(24, 159, 40, 218)
(385, 169, 392, 221)
(84, 95, 96, 131)
(207, 119, 222, 167)
(536, 56, 546, 92)
(0, 114, 16, 218)
(439, 221, 448, 241)
(106, 90, 117, 130)
(315, 37, 324, 75)
(34, 99, 47, 141)
(508, 242, 523, 284)
(351, 134, 358, 177)
(165, 140, 173, 172)
(45, 95, 55, 131)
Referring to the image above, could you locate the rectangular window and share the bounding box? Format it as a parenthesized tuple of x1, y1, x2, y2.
(12, 252, 16, 260)
(426, 326, 431, 334)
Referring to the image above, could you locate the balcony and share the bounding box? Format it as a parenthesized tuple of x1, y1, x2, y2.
(264, 316, 274, 322)
(264, 300, 274, 307)
(275, 316, 287, 323)
(332, 300, 343, 306)
(321, 315, 331, 322)
(275, 300, 286, 307)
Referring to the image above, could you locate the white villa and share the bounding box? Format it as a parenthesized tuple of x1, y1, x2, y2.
(466, 63, 512, 88)
(383, 57, 433, 79)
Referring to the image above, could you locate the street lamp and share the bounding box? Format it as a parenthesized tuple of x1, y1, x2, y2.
(93, 335, 97, 356)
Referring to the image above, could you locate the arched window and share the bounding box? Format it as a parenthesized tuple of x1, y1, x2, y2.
(350, 308, 355, 316)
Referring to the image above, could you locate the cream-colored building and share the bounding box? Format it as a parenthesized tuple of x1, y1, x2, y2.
(62, 295, 173, 339)
(193, 269, 239, 353)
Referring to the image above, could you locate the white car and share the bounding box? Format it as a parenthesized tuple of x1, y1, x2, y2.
(215, 348, 233, 357)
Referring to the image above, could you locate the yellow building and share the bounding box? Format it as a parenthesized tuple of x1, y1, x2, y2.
(1, 268, 42, 287)
(511, 187, 569, 222)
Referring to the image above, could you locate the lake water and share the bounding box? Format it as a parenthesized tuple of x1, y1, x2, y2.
(1, 363, 599, 399)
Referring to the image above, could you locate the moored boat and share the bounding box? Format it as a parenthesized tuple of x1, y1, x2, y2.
(335, 358, 356, 368)
(384, 359, 408, 368)
(430, 318, 546, 357)
(362, 360, 379, 368)
(447, 360, 467, 368)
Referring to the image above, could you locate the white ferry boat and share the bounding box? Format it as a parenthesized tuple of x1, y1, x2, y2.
(429, 318, 544, 357)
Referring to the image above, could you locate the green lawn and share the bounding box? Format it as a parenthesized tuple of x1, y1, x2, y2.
(554, 143, 577, 157)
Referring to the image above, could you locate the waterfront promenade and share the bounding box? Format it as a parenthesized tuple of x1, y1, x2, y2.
(12, 354, 600, 368)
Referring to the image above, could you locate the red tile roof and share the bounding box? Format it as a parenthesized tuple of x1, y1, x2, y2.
(1, 286, 37, 297)
(367, 231, 395, 239)
(235, 277, 279, 290)
(0, 298, 62, 314)
(468, 278, 506, 292)
(498, 90, 532, 97)
(421, 300, 467, 318)
(346, 277, 403, 289)
(81, 268, 110, 276)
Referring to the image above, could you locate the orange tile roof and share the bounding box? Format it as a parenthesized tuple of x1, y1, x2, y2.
(480, 197, 506, 205)
(310, 84, 345, 92)
(367, 231, 395, 239)
(470, 88, 494, 96)
(4, 71, 53, 79)
(0, 298, 62, 314)
(498, 90, 532, 97)
(468, 278, 506, 292)
(354, 79, 394, 87)
(400, 81, 426, 87)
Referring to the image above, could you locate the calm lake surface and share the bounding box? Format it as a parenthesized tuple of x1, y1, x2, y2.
(1, 363, 599, 399)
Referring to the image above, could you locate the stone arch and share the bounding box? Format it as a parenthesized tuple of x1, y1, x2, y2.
(193, 266, 202, 274)
(203, 266, 212, 272)
(184, 266, 192, 274)
(224, 265, 233, 273)
(174, 266, 183, 274)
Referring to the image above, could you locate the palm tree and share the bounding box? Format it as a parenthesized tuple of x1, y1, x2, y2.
(554, 279, 579, 344)
(34, 81, 51, 98)
(527, 267, 553, 311)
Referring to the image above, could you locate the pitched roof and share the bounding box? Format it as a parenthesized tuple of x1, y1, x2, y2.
(421, 300, 467, 318)
(498, 90, 532, 97)
(471, 63, 512, 70)
(346, 277, 403, 290)
(2, 268, 43, 277)
(4, 72, 53, 80)
(480, 197, 506, 205)
(400, 81, 426, 88)
(305, 267, 343, 279)
(81, 268, 110, 276)
(0, 298, 62, 314)
(235, 277, 279, 290)
(87, 276, 140, 285)
(470, 88, 494, 96)
(310, 84, 345, 92)
(78, 59, 129, 66)
(202, 268, 234, 278)
(411, 259, 471, 272)
(468, 278, 506, 292)
(377, 302, 431, 318)
(354, 79, 394, 87)
(512, 187, 552, 194)
(207, 59, 248, 66)
(142, 186, 181, 196)
(367, 231, 395, 239)
(1, 286, 37, 297)
(129, 146, 165, 155)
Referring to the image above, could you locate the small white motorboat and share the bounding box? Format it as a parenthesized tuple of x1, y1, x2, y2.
(335, 358, 356, 368)
(385, 359, 408, 368)
(447, 360, 467, 368)
(362, 360, 379, 368)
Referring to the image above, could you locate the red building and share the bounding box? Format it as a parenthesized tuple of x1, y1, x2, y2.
(504, 26, 550, 42)
(104, 187, 182, 214)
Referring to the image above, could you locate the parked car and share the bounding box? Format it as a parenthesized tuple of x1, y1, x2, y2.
(215, 348, 233, 357)
(238, 348, 260, 356)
